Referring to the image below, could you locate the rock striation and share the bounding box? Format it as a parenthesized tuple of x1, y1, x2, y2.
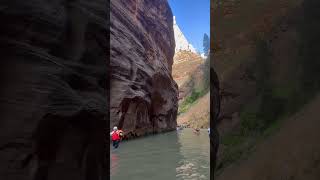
(0, 0, 108, 180)
(110, 0, 178, 138)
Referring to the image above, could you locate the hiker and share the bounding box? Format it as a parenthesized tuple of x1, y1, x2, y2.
(176, 125, 184, 131)
(193, 128, 200, 134)
(110, 126, 124, 149)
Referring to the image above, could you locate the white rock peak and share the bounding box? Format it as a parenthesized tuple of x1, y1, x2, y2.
(173, 16, 197, 54)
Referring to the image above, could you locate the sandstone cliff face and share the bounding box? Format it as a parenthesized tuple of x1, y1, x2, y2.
(173, 51, 209, 129)
(172, 50, 204, 99)
(0, 1, 107, 180)
(212, 0, 303, 135)
(212, 0, 320, 177)
(110, 0, 178, 138)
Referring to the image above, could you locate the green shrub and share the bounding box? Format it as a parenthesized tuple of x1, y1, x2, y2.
(240, 111, 262, 136)
(178, 88, 208, 115)
(221, 134, 246, 146)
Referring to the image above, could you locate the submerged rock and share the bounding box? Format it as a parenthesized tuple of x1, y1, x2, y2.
(110, 0, 178, 138)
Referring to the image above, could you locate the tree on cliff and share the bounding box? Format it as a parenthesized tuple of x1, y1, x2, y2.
(203, 33, 210, 56)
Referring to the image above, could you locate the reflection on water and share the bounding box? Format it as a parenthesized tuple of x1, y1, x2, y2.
(110, 129, 209, 180)
(111, 153, 119, 176)
(176, 129, 210, 179)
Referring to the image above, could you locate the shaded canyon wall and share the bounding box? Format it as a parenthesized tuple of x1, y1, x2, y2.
(0, 0, 108, 180)
(110, 0, 178, 138)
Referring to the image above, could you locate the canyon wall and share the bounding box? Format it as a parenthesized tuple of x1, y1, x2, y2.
(0, 0, 107, 180)
(110, 0, 178, 138)
(212, 0, 320, 178)
(212, 0, 304, 135)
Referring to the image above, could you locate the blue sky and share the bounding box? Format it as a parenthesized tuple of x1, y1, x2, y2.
(168, 0, 210, 54)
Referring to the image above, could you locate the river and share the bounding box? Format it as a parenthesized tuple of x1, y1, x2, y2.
(110, 128, 210, 180)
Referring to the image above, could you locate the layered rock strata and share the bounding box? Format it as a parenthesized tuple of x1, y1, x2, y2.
(110, 0, 178, 138)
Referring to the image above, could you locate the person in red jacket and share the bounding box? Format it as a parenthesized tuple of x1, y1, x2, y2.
(110, 126, 123, 148)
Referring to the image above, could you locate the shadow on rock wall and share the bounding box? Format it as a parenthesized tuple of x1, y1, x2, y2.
(0, 0, 108, 180)
(110, 0, 178, 139)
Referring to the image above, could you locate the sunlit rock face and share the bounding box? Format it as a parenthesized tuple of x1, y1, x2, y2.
(173, 16, 197, 54)
(110, 0, 178, 138)
(172, 15, 203, 88)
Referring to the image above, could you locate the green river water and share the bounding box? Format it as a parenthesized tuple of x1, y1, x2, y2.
(110, 128, 210, 180)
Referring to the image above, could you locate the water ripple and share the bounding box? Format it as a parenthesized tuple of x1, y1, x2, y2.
(111, 129, 209, 180)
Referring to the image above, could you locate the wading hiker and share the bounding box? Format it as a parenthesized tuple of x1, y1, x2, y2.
(110, 126, 124, 149)
(176, 125, 183, 131)
(193, 128, 200, 134)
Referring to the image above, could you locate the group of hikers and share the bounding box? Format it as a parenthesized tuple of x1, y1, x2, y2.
(192, 127, 210, 136)
(177, 124, 210, 136)
(178, 125, 210, 136)
(110, 126, 211, 149)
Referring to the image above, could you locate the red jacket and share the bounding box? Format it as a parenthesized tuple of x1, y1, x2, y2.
(111, 130, 121, 141)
